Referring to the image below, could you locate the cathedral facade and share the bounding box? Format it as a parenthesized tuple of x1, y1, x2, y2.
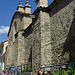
(6, 0, 75, 74)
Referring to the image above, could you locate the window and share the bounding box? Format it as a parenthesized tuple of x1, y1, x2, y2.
(14, 22, 17, 34)
(28, 47, 32, 63)
(13, 21, 17, 42)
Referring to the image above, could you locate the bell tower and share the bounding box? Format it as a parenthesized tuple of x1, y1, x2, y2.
(35, 0, 48, 8)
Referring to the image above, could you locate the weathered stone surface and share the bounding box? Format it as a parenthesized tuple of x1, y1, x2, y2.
(6, 13, 32, 66)
(6, 0, 75, 75)
(49, 0, 75, 65)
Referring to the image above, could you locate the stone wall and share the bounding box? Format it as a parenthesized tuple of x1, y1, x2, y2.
(31, 0, 75, 74)
(49, 0, 75, 65)
(17, 31, 25, 65)
(20, 72, 33, 75)
(22, 16, 32, 30)
(40, 11, 52, 66)
(32, 11, 41, 75)
(6, 13, 32, 66)
(6, 13, 23, 66)
(6, 0, 75, 75)
(6, 24, 13, 65)
(36, 0, 48, 7)
(30, 10, 51, 74)
(23, 25, 33, 64)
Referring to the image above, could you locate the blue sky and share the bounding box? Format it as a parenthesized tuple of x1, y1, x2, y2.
(0, 0, 54, 43)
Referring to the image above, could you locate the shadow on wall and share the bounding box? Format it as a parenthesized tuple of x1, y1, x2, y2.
(28, 47, 32, 63)
(50, 0, 73, 17)
(63, 8, 75, 62)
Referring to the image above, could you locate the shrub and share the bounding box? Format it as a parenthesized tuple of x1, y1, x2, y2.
(21, 67, 32, 73)
(51, 69, 75, 75)
(8, 64, 14, 70)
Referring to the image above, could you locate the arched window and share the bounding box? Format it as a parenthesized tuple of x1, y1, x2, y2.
(13, 21, 17, 42)
(28, 47, 32, 63)
(14, 22, 17, 34)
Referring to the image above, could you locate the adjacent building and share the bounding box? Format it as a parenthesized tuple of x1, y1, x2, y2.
(0, 40, 8, 65)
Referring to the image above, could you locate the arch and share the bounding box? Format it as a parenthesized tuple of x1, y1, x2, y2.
(13, 21, 17, 42)
(14, 22, 17, 34)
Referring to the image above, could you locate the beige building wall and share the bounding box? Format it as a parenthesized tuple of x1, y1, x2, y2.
(22, 16, 32, 29)
(7, 13, 32, 66)
(6, 13, 23, 66)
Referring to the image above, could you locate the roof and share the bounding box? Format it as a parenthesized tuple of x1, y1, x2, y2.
(0, 40, 8, 48)
(32, 6, 49, 15)
(33, 0, 61, 14)
(8, 11, 32, 36)
(35, 0, 39, 2)
(8, 0, 61, 36)
(48, 0, 61, 9)
(1, 40, 8, 44)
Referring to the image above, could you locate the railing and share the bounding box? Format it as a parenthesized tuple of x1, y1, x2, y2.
(0, 62, 4, 70)
(20, 63, 32, 73)
(6, 63, 32, 73)
(6, 63, 14, 70)
(41, 62, 75, 75)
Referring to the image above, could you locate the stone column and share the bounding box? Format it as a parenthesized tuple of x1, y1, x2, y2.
(40, 11, 52, 66)
(18, 31, 25, 65)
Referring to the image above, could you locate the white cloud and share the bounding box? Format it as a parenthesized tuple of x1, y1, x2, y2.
(0, 26, 9, 34)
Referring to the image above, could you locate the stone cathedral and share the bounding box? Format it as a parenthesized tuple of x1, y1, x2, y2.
(5, 0, 75, 74)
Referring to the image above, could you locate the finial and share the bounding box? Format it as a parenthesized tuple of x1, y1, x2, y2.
(26, 0, 29, 5)
(17, 0, 24, 12)
(19, 0, 22, 5)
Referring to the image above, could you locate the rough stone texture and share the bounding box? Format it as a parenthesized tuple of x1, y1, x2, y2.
(32, 0, 75, 74)
(6, 0, 75, 75)
(17, 31, 25, 65)
(22, 16, 32, 29)
(6, 25, 13, 65)
(31, 12, 41, 75)
(20, 72, 33, 75)
(6, 13, 32, 66)
(40, 11, 52, 66)
(49, 0, 75, 65)
(23, 27, 33, 64)
(36, 0, 48, 8)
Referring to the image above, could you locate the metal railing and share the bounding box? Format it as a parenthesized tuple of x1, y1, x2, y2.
(41, 62, 75, 75)
(6, 63, 32, 73)
(6, 63, 14, 70)
(0, 62, 4, 70)
(20, 63, 32, 73)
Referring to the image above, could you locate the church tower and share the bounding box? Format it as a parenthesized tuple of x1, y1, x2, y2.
(24, 0, 31, 14)
(17, 0, 24, 12)
(35, 0, 48, 8)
